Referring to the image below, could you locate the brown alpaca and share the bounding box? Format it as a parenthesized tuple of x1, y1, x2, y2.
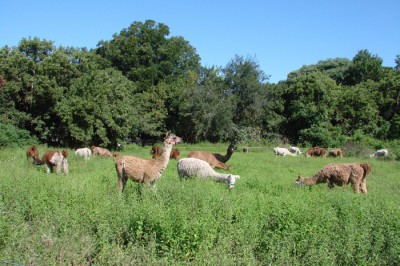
(26, 145, 39, 161)
(36, 150, 69, 175)
(296, 163, 372, 194)
(115, 133, 182, 192)
(305, 147, 326, 158)
(151, 145, 180, 160)
(91, 146, 112, 158)
(113, 152, 121, 161)
(213, 144, 237, 163)
(188, 151, 230, 170)
(328, 148, 344, 158)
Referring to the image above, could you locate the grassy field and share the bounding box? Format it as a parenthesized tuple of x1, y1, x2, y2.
(0, 143, 399, 265)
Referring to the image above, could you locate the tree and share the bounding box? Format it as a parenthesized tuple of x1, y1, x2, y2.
(344, 49, 383, 85)
(56, 68, 137, 148)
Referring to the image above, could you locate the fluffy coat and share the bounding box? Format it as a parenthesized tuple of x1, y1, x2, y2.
(177, 158, 240, 189)
(91, 146, 112, 158)
(295, 163, 372, 194)
(26, 145, 39, 161)
(273, 147, 296, 156)
(305, 147, 326, 158)
(188, 150, 231, 170)
(35, 150, 69, 175)
(370, 149, 388, 158)
(115, 133, 182, 192)
(75, 147, 92, 160)
(328, 148, 344, 158)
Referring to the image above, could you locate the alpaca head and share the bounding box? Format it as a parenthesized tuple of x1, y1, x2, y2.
(228, 144, 238, 154)
(227, 174, 240, 189)
(164, 133, 182, 146)
(295, 176, 304, 186)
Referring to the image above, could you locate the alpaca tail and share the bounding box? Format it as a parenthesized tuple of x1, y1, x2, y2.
(360, 163, 372, 176)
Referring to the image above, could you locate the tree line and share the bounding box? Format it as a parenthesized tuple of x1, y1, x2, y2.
(0, 20, 399, 148)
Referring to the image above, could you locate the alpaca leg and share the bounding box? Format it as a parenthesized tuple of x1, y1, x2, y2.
(56, 162, 62, 174)
(118, 174, 127, 193)
(63, 159, 69, 175)
(360, 180, 368, 194)
(352, 181, 361, 193)
(45, 164, 51, 174)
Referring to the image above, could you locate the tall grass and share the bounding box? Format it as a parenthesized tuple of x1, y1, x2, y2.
(0, 144, 399, 265)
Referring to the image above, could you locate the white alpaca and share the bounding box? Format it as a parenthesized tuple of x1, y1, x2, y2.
(177, 158, 240, 189)
(75, 148, 92, 160)
(370, 149, 388, 158)
(289, 146, 301, 155)
(273, 147, 296, 156)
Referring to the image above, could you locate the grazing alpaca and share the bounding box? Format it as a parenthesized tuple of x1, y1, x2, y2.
(243, 147, 249, 153)
(113, 152, 121, 161)
(150, 145, 180, 160)
(273, 147, 296, 156)
(91, 146, 112, 158)
(115, 133, 182, 192)
(370, 149, 388, 158)
(305, 147, 326, 158)
(35, 150, 69, 175)
(177, 158, 240, 189)
(289, 146, 302, 155)
(26, 145, 39, 161)
(328, 148, 344, 158)
(75, 147, 92, 160)
(295, 163, 372, 194)
(188, 150, 230, 170)
(213, 144, 237, 163)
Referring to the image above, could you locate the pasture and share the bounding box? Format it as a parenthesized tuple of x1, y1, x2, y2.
(0, 144, 399, 265)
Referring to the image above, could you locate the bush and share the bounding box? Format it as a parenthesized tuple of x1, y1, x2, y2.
(0, 122, 36, 147)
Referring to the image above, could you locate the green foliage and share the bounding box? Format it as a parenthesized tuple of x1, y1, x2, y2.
(344, 49, 384, 85)
(0, 121, 35, 147)
(1, 145, 399, 264)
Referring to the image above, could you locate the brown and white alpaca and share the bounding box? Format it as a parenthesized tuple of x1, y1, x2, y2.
(213, 144, 237, 163)
(188, 150, 231, 170)
(305, 147, 326, 158)
(115, 133, 182, 192)
(26, 145, 39, 161)
(91, 146, 112, 158)
(328, 148, 344, 158)
(295, 163, 372, 194)
(36, 149, 69, 175)
(150, 145, 180, 160)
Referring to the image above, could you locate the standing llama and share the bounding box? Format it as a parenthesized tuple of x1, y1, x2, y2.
(177, 158, 240, 189)
(328, 148, 344, 158)
(305, 147, 326, 158)
(75, 147, 92, 160)
(91, 146, 112, 158)
(370, 149, 388, 158)
(115, 133, 182, 192)
(213, 144, 238, 163)
(295, 163, 372, 194)
(35, 150, 69, 175)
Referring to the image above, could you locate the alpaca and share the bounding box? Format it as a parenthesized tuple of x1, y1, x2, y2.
(273, 147, 296, 156)
(289, 146, 302, 155)
(177, 158, 240, 189)
(91, 146, 112, 158)
(150, 145, 180, 160)
(35, 150, 69, 175)
(328, 148, 344, 158)
(26, 145, 39, 161)
(75, 147, 92, 160)
(243, 147, 249, 153)
(113, 152, 121, 161)
(295, 163, 372, 194)
(370, 149, 388, 158)
(188, 150, 230, 170)
(305, 147, 326, 158)
(213, 144, 237, 163)
(115, 133, 182, 192)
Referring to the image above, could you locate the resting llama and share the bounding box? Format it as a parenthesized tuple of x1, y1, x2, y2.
(213, 144, 238, 163)
(295, 163, 372, 194)
(273, 147, 296, 156)
(289, 146, 301, 155)
(177, 158, 240, 189)
(115, 133, 182, 192)
(370, 149, 388, 158)
(75, 147, 92, 160)
(35, 150, 69, 175)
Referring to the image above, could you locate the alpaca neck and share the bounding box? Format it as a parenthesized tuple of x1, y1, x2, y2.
(224, 150, 233, 161)
(211, 172, 230, 182)
(301, 176, 319, 185)
(158, 143, 174, 166)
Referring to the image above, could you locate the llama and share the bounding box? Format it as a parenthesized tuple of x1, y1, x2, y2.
(113, 152, 121, 161)
(150, 145, 180, 160)
(370, 149, 388, 158)
(305, 147, 326, 158)
(289, 146, 302, 155)
(26, 145, 39, 161)
(295, 163, 372, 194)
(213, 144, 237, 163)
(243, 147, 249, 153)
(273, 147, 296, 156)
(188, 150, 231, 170)
(115, 133, 182, 192)
(177, 158, 240, 189)
(91, 146, 112, 158)
(75, 147, 92, 160)
(328, 148, 344, 158)
(35, 150, 69, 175)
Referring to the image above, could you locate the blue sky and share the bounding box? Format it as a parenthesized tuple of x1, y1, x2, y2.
(1, 0, 399, 83)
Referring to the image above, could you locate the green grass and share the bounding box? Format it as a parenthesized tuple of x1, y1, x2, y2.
(0, 144, 399, 265)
